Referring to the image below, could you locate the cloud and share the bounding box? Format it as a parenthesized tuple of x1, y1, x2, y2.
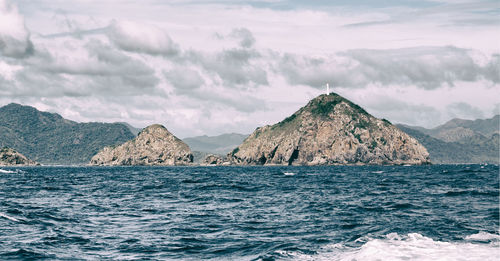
(493, 103, 500, 115)
(357, 94, 443, 127)
(2, 37, 160, 98)
(107, 20, 179, 56)
(229, 28, 256, 48)
(277, 46, 499, 89)
(164, 67, 204, 92)
(187, 48, 268, 87)
(447, 102, 485, 120)
(0, 0, 33, 58)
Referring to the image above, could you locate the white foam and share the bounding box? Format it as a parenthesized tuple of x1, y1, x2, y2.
(278, 233, 500, 261)
(0, 169, 26, 174)
(0, 212, 19, 222)
(465, 232, 500, 242)
(371, 171, 384, 174)
(283, 172, 296, 176)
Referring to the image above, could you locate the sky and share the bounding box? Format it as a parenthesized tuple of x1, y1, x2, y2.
(0, 0, 499, 138)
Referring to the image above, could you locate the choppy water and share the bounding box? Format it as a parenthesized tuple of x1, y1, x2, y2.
(0, 165, 498, 260)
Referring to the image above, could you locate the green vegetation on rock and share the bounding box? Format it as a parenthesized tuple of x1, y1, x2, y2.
(0, 103, 135, 164)
(228, 93, 430, 166)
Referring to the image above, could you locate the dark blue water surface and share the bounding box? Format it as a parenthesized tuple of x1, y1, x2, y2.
(0, 165, 498, 260)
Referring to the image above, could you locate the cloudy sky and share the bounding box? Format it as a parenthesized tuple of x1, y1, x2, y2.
(0, 0, 499, 137)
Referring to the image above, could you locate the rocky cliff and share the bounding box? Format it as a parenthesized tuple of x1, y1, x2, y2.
(90, 124, 193, 166)
(0, 148, 38, 166)
(228, 93, 430, 165)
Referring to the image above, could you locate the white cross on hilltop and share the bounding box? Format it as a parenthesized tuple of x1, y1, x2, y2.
(326, 83, 330, 95)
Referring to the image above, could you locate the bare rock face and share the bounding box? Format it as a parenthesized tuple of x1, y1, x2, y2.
(202, 154, 226, 165)
(0, 148, 38, 166)
(228, 93, 430, 165)
(90, 124, 193, 166)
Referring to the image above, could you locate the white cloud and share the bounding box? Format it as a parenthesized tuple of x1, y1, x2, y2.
(0, 0, 32, 58)
(228, 28, 255, 48)
(165, 67, 204, 91)
(277, 47, 499, 89)
(447, 102, 485, 120)
(107, 20, 179, 56)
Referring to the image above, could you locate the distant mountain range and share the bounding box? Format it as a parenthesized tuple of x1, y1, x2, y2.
(396, 115, 499, 164)
(0, 103, 135, 164)
(182, 133, 248, 162)
(183, 133, 248, 154)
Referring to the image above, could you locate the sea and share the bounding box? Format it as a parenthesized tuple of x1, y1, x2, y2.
(0, 165, 498, 260)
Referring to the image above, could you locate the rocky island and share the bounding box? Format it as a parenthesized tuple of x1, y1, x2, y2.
(0, 147, 38, 166)
(227, 93, 430, 165)
(90, 124, 193, 166)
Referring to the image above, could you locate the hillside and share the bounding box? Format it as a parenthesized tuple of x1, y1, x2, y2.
(228, 93, 430, 165)
(397, 115, 499, 164)
(0, 103, 135, 164)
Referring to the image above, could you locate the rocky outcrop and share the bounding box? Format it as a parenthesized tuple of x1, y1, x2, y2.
(0, 148, 38, 166)
(90, 124, 193, 166)
(202, 154, 227, 165)
(228, 93, 430, 165)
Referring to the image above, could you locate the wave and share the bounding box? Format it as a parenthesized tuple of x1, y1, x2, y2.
(0, 169, 26, 174)
(0, 212, 20, 222)
(275, 233, 500, 261)
(465, 232, 500, 242)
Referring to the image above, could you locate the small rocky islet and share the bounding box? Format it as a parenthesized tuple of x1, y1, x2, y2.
(0, 147, 38, 166)
(90, 124, 193, 166)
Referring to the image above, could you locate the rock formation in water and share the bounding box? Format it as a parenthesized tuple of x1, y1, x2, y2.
(0, 147, 38, 166)
(228, 93, 430, 165)
(202, 154, 227, 165)
(90, 124, 193, 166)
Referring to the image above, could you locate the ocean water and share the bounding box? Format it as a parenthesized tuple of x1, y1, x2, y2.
(0, 165, 498, 260)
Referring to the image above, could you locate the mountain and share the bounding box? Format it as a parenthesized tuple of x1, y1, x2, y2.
(90, 124, 193, 166)
(0, 103, 135, 165)
(0, 147, 38, 166)
(228, 93, 430, 165)
(410, 115, 499, 143)
(397, 115, 499, 164)
(183, 133, 248, 155)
